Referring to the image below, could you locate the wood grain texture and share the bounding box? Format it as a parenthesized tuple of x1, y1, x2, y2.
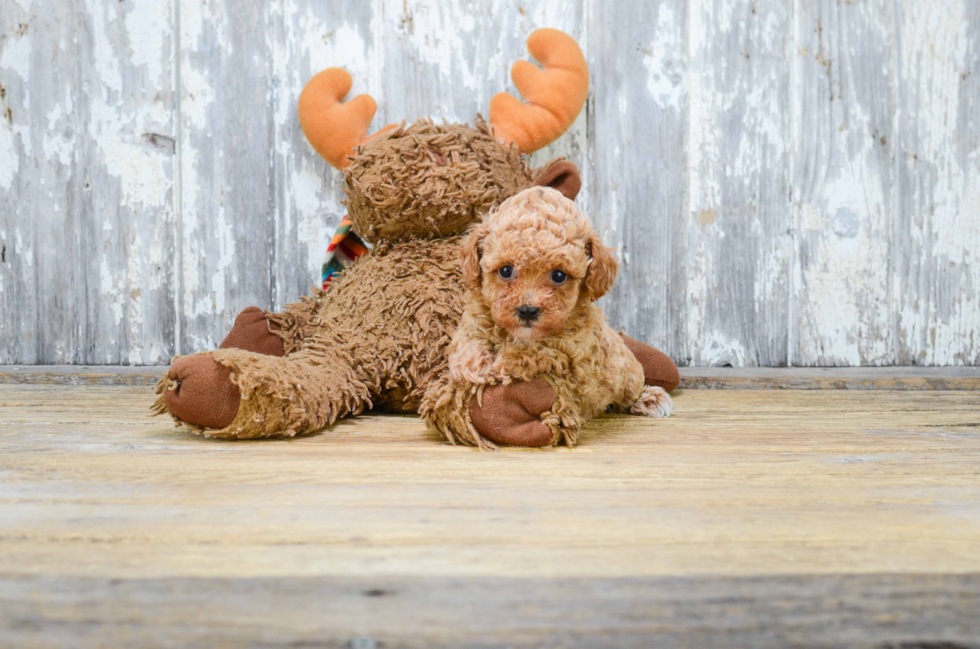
(895, 0, 980, 366)
(0, 384, 978, 645)
(1, 0, 978, 366)
(793, 0, 897, 366)
(687, 0, 792, 367)
(176, 0, 277, 354)
(589, 0, 689, 364)
(1, 386, 979, 578)
(2, 574, 978, 647)
(676, 365, 980, 390)
(0, 0, 176, 365)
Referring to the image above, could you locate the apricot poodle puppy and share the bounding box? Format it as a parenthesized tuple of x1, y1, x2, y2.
(421, 186, 672, 449)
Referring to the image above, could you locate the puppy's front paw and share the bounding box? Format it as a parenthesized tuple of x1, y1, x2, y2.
(630, 386, 674, 418)
(451, 363, 493, 385)
(449, 348, 494, 385)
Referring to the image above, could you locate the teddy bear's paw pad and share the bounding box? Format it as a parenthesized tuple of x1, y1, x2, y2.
(219, 306, 285, 356)
(630, 385, 674, 418)
(470, 377, 556, 447)
(164, 354, 241, 430)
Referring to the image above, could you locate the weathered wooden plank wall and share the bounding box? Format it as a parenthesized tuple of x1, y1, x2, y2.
(794, 0, 895, 366)
(0, 0, 177, 364)
(1, 0, 977, 366)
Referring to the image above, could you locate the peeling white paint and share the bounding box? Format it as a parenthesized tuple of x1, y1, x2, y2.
(312, 23, 370, 82)
(85, 0, 124, 94)
(84, 0, 172, 214)
(2, 0, 978, 366)
(102, 137, 170, 209)
(0, 120, 16, 191)
(795, 130, 893, 366)
(387, 0, 480, 121)
(125, 233, 144, 364)
(0, 27, 31, 76)
(700, 332, 748, 367)
(644, 4, 685, 111)
(124, 1, 170, 82)
(101, 252, 124, 327)
(0, 31, 29, 189)
(895, 0, 980, 365)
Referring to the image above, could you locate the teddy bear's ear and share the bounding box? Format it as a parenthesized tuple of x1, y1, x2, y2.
(460, 221, 490, 292)
(584, 232, 618, 301)
(534, 160, 581, 201)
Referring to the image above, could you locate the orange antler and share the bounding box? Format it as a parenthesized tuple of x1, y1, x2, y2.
(298, 68, 394, 169)
(489, 29, 589, 154)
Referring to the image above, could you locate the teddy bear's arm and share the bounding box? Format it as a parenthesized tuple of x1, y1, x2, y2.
(263, 290, 326, 355)
(621, 334, 680, 392)
(217, 289, 327, 358)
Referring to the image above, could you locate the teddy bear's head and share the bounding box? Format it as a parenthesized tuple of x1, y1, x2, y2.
(299, 29, 588, 244)
(341, 120, 582, 243)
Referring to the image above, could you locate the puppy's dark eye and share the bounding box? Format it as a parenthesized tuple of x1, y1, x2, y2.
(550, 270, 568, 284)
(498, 266, 514, 280)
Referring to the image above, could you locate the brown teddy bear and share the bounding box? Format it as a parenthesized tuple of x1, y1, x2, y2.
(153, 28, 679, 446)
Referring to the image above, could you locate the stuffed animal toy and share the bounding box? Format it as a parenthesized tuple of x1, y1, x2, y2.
(153, 28, 680, 446)
(421, 187, 674, 449)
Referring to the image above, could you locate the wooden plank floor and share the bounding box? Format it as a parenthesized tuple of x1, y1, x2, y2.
(1, 383, 979, 647)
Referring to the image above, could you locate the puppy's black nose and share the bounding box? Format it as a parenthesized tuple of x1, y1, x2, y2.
(516, 305, 541, 322)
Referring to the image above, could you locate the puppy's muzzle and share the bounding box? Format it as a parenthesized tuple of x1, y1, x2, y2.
(516, 305, 541, 323)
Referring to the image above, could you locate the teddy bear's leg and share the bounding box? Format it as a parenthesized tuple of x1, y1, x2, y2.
(158, 354, 242, 429)
(621, 335, 680, 392)
(154, 345, 373, 439)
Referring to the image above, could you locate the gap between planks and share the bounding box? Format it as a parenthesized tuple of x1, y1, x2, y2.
(0, 365, 976, 390)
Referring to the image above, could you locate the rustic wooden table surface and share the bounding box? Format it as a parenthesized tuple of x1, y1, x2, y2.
(1, 380, 978, 647)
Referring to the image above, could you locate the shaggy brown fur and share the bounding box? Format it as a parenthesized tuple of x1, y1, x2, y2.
(265, 288, 326, 356)
(345, 119, 531, 243)
(420, 188, 673, 448)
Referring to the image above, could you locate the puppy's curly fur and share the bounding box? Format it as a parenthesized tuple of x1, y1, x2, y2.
(421, 187, 672, 448)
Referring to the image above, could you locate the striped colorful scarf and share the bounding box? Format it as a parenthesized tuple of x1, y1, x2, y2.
(321, 215, 370, 290)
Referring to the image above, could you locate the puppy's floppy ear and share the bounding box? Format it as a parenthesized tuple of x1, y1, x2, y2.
(460, 220, 490, 292)
(584, 231, 618, 301)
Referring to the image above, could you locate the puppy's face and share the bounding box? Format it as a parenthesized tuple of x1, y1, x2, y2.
(481, 237, 590, 339)
(461, 187, 618, 341)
